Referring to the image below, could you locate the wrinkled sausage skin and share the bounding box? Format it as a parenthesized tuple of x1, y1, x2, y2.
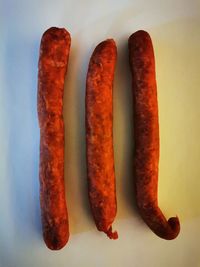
(37, 27, 71, 249)
(86, 39, 118, 239)
(128, 30, 180, 240)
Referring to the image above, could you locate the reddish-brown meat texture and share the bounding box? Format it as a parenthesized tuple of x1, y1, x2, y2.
(128, 30, 180, 240)
(86, 39, 118, 239)
(37, 27, 71, 249)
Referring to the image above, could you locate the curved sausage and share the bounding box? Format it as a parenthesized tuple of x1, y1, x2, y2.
(86, 39, 118, 239)
(128, 30, 180, 240)
(37, 27, 71, 249)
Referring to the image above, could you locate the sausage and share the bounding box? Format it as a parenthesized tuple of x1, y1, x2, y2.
(86, 39, 118, 239)
(37, 27, 71, 249)
(128, 30, 180, 240)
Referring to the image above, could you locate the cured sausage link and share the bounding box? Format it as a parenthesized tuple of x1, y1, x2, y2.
(86, 39, 118, 239)
(37, 27, 71, 249)
(128, 30, 180, 240)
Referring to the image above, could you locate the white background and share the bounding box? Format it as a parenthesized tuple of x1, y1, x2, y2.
(1, 0, 200, 266)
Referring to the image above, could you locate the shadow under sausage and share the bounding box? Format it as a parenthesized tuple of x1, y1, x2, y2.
(3, 35, 42, 246)
(113, 36, 141, 221)
(63, 37, 94, 235)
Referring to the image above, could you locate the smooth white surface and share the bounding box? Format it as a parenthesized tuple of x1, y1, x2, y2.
(1, 0, 200, 266)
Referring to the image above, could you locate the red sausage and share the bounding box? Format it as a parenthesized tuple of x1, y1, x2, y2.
(37, 27, 71, 249)
(128, 30, 180, 240)
(86, 39, 118, 239)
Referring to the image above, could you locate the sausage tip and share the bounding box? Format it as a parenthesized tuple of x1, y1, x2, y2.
(94, 39, 116, 53)
(105, 226, 118, 240)
(43, 221, 70, 250)
(42, 27, 70, 39)
(128, 30, 151, 41)
(168, 216, 180, 236)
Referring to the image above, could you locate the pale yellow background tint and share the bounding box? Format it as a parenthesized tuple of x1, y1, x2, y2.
(1, 0, 200, 266)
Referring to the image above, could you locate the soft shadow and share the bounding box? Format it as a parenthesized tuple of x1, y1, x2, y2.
(113, 35, 139, 220)
(63, 37, 94, 234)
(4, 35, 42, 241)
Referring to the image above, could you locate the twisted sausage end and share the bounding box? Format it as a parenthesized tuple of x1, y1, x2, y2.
(105, 226, 118, 240)
(166, 216, 180, 240)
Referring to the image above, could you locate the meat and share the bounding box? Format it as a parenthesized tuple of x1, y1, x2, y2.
(86, 39, 118, 239)
(37, 27, 71, 249)
(128, 30, 180, 240)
